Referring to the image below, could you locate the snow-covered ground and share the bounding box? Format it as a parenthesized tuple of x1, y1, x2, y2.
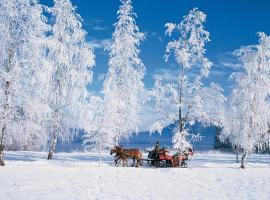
(1, 151, 270, 200)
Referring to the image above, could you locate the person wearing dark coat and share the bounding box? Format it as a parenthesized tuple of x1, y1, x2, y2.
(154, 141, 160, 160)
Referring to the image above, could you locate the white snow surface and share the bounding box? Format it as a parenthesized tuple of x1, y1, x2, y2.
(1, 151, 270, 200)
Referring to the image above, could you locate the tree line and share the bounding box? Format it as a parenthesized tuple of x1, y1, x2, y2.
(0, 0, 269, 169)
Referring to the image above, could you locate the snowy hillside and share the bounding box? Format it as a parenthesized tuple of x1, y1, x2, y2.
(124, 123, 217, 151)
(1, 151, 269, 200)
(57, 123, 217, 152)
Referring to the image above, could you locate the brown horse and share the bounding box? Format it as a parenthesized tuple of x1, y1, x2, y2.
(110, 146, 129, 167)
(110, 145, 142, 167)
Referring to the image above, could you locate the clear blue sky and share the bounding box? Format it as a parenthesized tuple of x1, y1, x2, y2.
(42, 0, 270, 96)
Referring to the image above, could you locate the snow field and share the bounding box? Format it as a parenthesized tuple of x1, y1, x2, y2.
(0, 151, 270, 200)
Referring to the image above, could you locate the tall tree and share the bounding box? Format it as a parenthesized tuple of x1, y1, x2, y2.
(83, 96, 109, 166)
(101, 0, 145, 146)
(221, 33, 270, 168)
(0, 0, 49, 166)
(150, 8, 223, 151)
(46, 0, 95, 160)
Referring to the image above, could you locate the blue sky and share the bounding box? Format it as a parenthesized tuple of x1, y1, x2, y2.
(42, 0, 270, 95)
(41, 0, 270, 129)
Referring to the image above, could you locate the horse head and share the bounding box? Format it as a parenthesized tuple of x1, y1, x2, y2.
(110, 146, 117, 155)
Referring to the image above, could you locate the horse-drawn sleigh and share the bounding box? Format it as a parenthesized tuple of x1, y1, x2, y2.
(144, 147, 193, 168)
(110, 144, 193, 168)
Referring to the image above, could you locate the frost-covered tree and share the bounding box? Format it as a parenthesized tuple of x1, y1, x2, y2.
(0, 0, 49, 166)
(83, 96, 115, 150)
(99, 0, 145, 146)
(46, 0, 95, 160)
(221, 33, 270, 169)
(83, 96, 112, 166)
(150, 8, 224, 151)
(220, 101, 242, 163)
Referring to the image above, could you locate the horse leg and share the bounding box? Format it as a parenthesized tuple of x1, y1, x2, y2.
(116, 157, 121, 167)
(114, 157, 118, 166)
(135, 158, 138, 167)
(135, 157, 141, 167)
(122, 159, 126, 167)
(132, 157, 135, 167)
(126, 157, 129, 167)
(122, 157, 127, 167)
(115, 155, 121, 166)
(136, 152, 142, 167)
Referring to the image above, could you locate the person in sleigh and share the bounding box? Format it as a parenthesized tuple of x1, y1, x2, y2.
(153, 141, 160, 160)
(172, 147, 194, 167)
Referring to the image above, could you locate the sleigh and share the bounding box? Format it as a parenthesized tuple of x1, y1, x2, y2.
(144, 148, 193, 168)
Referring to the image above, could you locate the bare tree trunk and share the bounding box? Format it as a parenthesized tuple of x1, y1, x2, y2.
(0, 144, 5, 166)
(0, 47, 14, 167)
(0, 126, 7, 166)
(240, 151, 246, 169)
(236, 152, 239, 163)
(48, 92, 60, 160)
(179, 69, 183, 132)
(234, 145, 240, 163)
(99, 141, 101, 167)
(177, 66, 184, 150)
(47, 134, 57, 160)
(47, 125, 59, 160)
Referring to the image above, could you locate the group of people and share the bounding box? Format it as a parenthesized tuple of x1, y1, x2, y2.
(150, 141, 194, 167)
(153, 141, 169, 159)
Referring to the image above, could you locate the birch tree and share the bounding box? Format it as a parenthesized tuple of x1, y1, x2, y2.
(99, 0, 145, 146)
(221, 33, 270, 168)
(46, 0, 95, 160)
(0, 0, 49, 166)
(83, 96, 112, 166)
(150, 8, 224, 151)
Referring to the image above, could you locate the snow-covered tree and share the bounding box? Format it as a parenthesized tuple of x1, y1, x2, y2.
(221, 32, 270, 168)
(150, 8, 224, 151)
(83, 96, 116, 150)
(82, 96, 112, 166)
(0, 0, 50, 166)
(46, 0, 95, 160)
(97, 0, 145, 146)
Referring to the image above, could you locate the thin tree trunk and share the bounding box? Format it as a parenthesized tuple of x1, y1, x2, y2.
(48, 93, 60, 160)
(0, 47, 13, 167)
(0, 126, 7, 166)
(178, 66, 184, 150)
(236, 152, 239, 163)
(47, 134, 57, 160)
(0, 143, 5, 166)
(240, 151, 246, 169)
(235, 145, 240, 163)
(99, 141, 101, 167)
(179, 71, 183, 133)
